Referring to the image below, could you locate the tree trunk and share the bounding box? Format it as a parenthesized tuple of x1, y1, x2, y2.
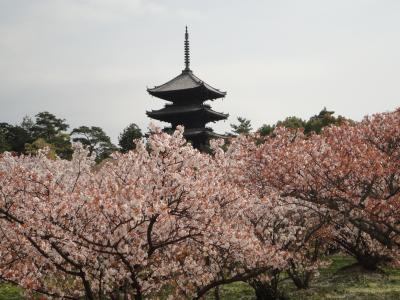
(288, 269, 312, 289)
(134, 293, 142, 300)
(250, 280, 287, 300)
(214, 286, 220, 300)
(356, 255, 381, 271)
(82, 278, 95, 300)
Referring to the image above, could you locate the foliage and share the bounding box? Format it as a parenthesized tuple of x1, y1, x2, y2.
(20, 116, 34, 134)
(304, 107, 350, 134)
(277, 116, 306, 130)
(0, 283, 24, 300)
(31, 111, 69, 141)
(258, 108, 352, 137)
(118, 123, 142, 153)
(71, 125, 116, 162)
(29, 112, 72, 159)
(0, 123, 32, 154)
(231, 117, 253, 135)
(0, 113, 72, 158)
(24, 138, 57, 159)
(0, 126, 10, 153)
(258, 124, 274, 137)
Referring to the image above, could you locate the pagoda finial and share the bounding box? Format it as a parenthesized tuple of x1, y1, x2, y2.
(184, 26, 190, 71)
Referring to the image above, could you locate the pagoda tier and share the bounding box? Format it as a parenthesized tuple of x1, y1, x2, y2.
(146, 27, 228, 150)
(147, 70, 226, 103)
(146, 104, 228, 125)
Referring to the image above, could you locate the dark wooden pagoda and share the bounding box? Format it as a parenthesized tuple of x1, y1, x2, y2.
(147, 27, 228, 149)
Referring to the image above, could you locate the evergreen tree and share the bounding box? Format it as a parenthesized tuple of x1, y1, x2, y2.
(72, 126, 116, 162)
(28, 112, 72, 158)
(231, 117, 253, 135)
(0, 122, 32, 154)
(118, 123, 143, 153)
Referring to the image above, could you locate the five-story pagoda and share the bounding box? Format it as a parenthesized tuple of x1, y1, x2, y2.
(147, 27, 228, 149)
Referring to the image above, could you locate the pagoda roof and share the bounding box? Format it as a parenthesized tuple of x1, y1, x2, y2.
(146, 104, 228, 122)
(147, 70, 226, 102)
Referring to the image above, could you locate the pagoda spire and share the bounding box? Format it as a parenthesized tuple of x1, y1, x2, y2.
(184, 26, 190, 71)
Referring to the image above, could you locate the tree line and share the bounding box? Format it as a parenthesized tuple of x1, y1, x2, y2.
(0, 112, 142, 162)
(230, 107, 352, 136)
(0, 108, 349, 161)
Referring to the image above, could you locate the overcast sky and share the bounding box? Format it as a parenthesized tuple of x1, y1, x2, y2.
(1, 0, 399, 143)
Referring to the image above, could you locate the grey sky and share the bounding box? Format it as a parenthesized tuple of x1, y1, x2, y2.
(1, 0, 399, 143)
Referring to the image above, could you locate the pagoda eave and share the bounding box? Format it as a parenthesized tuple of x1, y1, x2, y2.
(146, 105, 228, 117)
(148, 85, 226, 102)
(146, 107, 228, 123)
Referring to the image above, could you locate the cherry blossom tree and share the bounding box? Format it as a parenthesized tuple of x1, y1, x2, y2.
(220, 136, 332, 299)
(0, 126, 285, 300)
(170, 139, 286, 300)
(256, 108, 400, 270)
(0, 145, 100, 299)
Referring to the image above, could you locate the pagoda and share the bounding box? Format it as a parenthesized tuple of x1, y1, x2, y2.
(146, 27, 228, 149)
